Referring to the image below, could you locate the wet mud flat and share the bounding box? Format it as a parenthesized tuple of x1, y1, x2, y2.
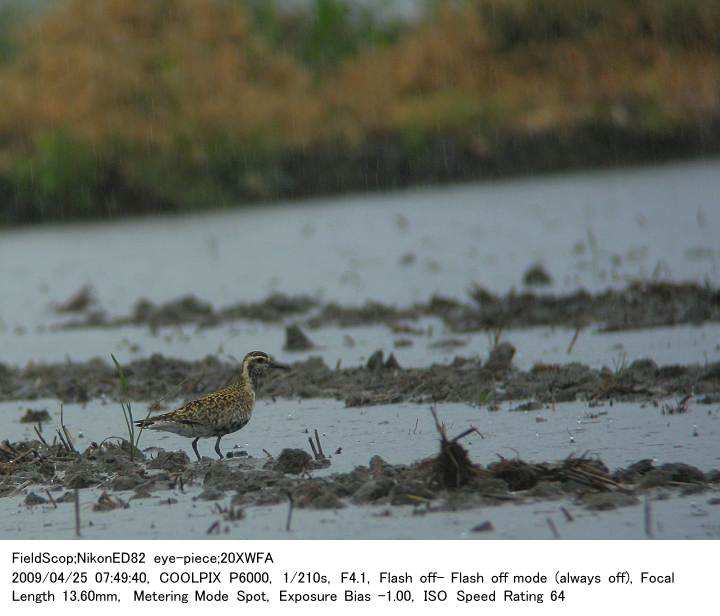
(1, 425, 718, 540)
(2, 349, 719, 408)
(53, 280, 720, 334)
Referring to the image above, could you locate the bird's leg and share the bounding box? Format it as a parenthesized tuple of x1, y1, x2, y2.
(192, 437, 201, 462)
(214, 436, 223, 459)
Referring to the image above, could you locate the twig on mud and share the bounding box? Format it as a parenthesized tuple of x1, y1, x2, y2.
(56, 404, 77, 455)
(262, 449, 274, 460)
(74, 489, 81, 537)
(313, 430, 325, 460)
(430, 405, 476, 489)
(286, 492, 294, 532)
(644, 496, 653, 539)
(45, 489, 57, 509)
(206, 520, 220, 535)
(560, 506, 574, 522)
(546, 517, 560, 539)
(567, 326, 582, 355)
(453, 426, 484, 441)
(308, 438, 319, 460)
(34, 425, 49, 448)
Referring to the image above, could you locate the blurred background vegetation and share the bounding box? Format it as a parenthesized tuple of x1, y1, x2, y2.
(0, 0, 719, 224)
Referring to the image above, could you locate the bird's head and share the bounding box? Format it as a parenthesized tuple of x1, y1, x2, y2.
(242, 351, 290, 384)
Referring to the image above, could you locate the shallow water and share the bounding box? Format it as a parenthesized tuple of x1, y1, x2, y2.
(2, 159, 720, 331)
(3, 486, 719, 540)
(2, 159, 720, 540)
(4, 397, 718, 474)
(1, 397, 718, 540)
(2, 318, 718, 371)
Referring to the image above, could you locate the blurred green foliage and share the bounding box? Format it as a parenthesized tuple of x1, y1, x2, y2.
(247, 0, 404, 71)
(10, 130, 105, 220)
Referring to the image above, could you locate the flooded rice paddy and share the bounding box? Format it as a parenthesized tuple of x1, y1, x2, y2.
(1, 159, 719, 538)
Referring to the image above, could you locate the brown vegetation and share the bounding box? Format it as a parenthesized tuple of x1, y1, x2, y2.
(0, 0, 719, 222)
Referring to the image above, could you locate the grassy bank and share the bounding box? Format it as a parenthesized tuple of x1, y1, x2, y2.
(1, 0, 719, 224)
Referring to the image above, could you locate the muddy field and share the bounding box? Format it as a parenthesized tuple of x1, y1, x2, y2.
(2, 160, 720, 538)
(1, 404, 718, 539)
(2, 351, 720, 408)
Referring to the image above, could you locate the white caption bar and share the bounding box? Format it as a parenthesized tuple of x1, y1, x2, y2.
(0, 540, 710, 614)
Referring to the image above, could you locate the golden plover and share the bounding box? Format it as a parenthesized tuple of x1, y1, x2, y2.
(136, 351, 289, 460)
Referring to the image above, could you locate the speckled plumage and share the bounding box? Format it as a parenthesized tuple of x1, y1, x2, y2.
(136, 351, 289, 460)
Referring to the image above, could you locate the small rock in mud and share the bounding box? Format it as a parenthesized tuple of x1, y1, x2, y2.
(613, 459, 655, 482)
(523, 263, 553, 286)
(284, 325, 314, 351)
(19, 409, 51, 423)
(24, 492, 48, 507)
(148, 450, 190, 471)
(580, 492, 639, 510)
(489, 459, 539, 491)
(470, 521, 494, 533)
(353, 478, 395, 503)
(64, 463, 101, 489)
(294, 482, 345, 509)
(110, 474, 144, 491)
(639, 463, 706, 488)
(485, 342, 516, 372)
(369, 455, 391, 476)
(274, 449, 312, 475)
(203, 463, 244, 491)
(93, 492, 128, 512)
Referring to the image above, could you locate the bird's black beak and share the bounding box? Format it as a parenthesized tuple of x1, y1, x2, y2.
(270, 360, 291, 371)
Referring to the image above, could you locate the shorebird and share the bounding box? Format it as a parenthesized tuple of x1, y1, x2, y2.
(136, 351, 290, 461)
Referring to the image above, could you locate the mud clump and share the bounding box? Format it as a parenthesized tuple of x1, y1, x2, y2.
(3, 352, 719, 407)
(274, 449, 312, 475)
(523, 263, 553, 286)
(433, 440, 476, 489)
(0, 434, 717, 518)
(147, 450, 190, 471)
(53, 285, 95, 313)
(489, 459, 541, 491)
(54, 281, 720, 334)
(353, 478, 395, 504)
(19, 409, 51, 423)
(580, 492, 639, 510)
(133, 295, 214, 327)
(24, 492, 48, 506)
(485, 342, 516, 373)
(284, 325, 314, 351)
(366, 350, 402, 372)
